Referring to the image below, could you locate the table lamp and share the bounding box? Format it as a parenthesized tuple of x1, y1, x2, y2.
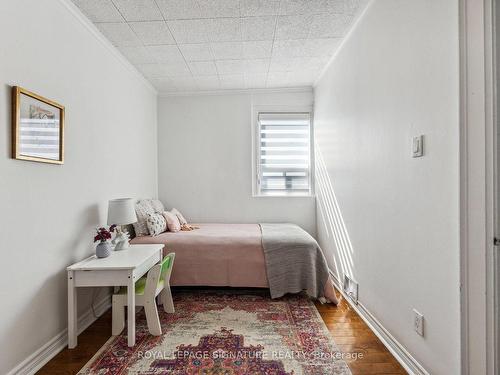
(107, 198, 137, 250)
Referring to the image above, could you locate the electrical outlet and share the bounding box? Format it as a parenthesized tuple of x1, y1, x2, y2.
(343, 275, 358, 304)
(413, 309, 424, 336)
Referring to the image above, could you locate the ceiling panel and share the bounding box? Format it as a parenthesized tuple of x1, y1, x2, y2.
(129, 21, 175, 45)
(73, 0, 369, 93)
(179, 43, 214, 61)
(73, 0, 124, 22)
(112, 0, 163, 21)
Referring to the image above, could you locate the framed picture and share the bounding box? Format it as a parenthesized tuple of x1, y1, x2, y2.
(12, 86, 65, 164)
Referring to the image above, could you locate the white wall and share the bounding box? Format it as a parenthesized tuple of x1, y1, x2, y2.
(313, 1, 460, 374)
(157, 91, 316, 235)
(0, 1, 157, 373)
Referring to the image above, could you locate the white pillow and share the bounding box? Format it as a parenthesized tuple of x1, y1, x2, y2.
(163, 211, 181, 232)
(146, 212, 167, 237)
(171, 208, 188, 225)
(150, 199, 165, 213)
(133, 199, 154, 237)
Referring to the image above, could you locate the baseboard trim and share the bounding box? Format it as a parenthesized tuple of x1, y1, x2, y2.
(6, 294, 111, 375)
(330, 272, 430, 375)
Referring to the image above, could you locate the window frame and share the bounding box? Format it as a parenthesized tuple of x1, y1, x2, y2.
(251, 105, 315, 197)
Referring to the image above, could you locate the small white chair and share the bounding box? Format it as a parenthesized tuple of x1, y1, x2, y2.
(112, 252, 175, 336)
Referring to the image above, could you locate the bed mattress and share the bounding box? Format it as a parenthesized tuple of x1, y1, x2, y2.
(130, 223, 269, 288)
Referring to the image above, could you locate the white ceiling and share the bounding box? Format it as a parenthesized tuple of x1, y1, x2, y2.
(72, 0, 367, 93)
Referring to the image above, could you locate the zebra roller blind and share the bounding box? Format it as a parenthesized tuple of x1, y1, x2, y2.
(257, 112, 312, 196)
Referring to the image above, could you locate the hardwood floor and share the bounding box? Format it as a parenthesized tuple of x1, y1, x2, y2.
(315, 296, 407, 374)
(37, 292, 407, 375)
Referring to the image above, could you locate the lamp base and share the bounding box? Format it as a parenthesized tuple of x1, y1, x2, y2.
(113, 228, 130, 251)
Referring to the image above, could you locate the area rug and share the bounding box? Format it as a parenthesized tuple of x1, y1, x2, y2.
(79, 290, 351, 374)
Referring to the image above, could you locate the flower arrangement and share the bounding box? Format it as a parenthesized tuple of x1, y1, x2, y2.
(94, 225, 116, 243)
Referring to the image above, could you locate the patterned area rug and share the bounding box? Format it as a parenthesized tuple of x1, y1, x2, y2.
(79, 290, 351, 374)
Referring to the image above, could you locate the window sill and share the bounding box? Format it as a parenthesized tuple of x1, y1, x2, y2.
(252, 193, 316, 198)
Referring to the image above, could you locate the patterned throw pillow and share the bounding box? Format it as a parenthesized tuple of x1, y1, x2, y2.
(133, 199, 154, 237)
(146, 213, 167, 237)
(150, 199, 165, 213)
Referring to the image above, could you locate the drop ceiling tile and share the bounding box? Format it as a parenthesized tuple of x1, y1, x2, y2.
(291, 69, 320, 83)
(146, 45, 185, 63)
(156, 0, 202, 19)
(216, 60, 245, 75)
(270, 56, 329, 72)
(278, 0, 330, 15)
(118, 46, 156, 64)
(271, 38, 340, 59)
(275, 15, 312, 40)
(162, 61, 192, 75)
(211, 42, 243, 60)
(167, 19, 209, 43)
(150, 77, 177, 91)
(137, 63, 172, 78)
(179, 43, 214, 61)
(241, 16, 276, 41)
(206, 18, 241, 42)
(309, 13, 353, 38)
(112, 0, 163, 21)
(188, 61, 218, 75)
(266, 72, 289, 87)
(271, 39, 306, 58)
(195, 75, 221, 90)
(197, 0, 240, 18)
(171, 76, 198, 91)
(242, 40, 273, 58)
(323, 0, 348, 13)
(244, 73, 267, 88)
(72, 0, 369, 92)
(220, 74, 245, 88)
(344, 0, 369, 14)
(73, 0, 123, 22)
(240, 0, 280, 16)
(244, 58, 269, 74)
(269, 57, 295, 72)
(95, 22, 142, 46)
(303, 38, 341, 56)
(129, 21, 175, 45)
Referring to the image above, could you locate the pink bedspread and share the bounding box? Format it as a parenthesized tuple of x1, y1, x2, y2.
(131, 223, 338, 304)
(131, 223, 268, 288)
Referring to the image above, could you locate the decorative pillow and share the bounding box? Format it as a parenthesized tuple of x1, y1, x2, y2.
(171, 208, 187, 225)
(150, 199, 165, 213)
(133, 199, 154, 237)
(162, 211, 181, 232)
(146, 213, 167, 237)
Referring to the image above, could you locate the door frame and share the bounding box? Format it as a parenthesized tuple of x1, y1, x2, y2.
(459, 0, 496, 374)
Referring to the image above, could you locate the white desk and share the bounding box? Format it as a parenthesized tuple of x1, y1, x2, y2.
(67, 244, 164, 348)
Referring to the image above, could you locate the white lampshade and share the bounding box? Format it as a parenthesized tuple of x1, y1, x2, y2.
(107, 198, 137, 225)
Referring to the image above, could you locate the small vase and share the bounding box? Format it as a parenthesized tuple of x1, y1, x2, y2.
(96, 241, 111, 258)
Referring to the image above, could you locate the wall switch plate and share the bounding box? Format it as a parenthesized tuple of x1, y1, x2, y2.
(413, 309, 424, 336)
(343, 275, 358, 304)
(412, 135, 424, 157)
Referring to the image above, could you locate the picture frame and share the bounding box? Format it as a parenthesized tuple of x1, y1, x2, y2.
(12, 86, 65, 164)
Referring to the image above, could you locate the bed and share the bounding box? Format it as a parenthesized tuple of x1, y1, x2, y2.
(131, 223, 338, 303)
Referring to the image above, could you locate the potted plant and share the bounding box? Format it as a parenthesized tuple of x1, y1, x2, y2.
(94, 225, 116, 258)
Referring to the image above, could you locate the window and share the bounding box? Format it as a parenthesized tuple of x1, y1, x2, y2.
(254, 111, 312, 196)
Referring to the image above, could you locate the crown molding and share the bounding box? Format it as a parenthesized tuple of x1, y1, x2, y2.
(158, 86, 313, 98)
(57, 0, 157, 95)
